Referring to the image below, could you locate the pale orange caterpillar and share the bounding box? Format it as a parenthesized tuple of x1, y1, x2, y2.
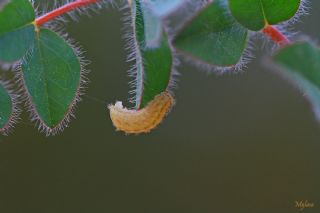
(108, 91, 174, 134)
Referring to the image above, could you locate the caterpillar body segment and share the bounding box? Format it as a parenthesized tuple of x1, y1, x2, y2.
(109, 91, 174, 134)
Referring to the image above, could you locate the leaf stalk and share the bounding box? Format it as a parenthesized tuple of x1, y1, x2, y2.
(263, 25, 290, 46)
(35, 0, 99, 26)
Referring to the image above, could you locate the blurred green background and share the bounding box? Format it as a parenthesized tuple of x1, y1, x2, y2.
(0, 1, 320, 212)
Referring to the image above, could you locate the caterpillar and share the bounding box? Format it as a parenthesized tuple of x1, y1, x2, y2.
(108, 91, 174, 134)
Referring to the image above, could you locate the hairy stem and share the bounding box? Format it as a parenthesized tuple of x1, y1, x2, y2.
(263, 25, 290, 46)
(35, 0, 100, 26)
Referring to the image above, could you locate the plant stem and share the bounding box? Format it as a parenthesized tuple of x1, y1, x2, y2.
(35, 0, 100, 26)
(263, 25, 290, 46)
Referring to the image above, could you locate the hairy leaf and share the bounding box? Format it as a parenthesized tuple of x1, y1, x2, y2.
(228, 0, 301, 31)
(132, 0, 173, 108)
(0, 0, 35, 62)
(174, 0, 248, 67)
(272, 42, 320, 121)
(0, 82, 13, 134)
(22, 29, 81, 131)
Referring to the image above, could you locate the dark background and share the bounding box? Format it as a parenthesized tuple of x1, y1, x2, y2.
(0, 1, 319, 212)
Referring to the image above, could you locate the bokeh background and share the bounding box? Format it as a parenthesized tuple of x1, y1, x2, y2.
(0, 1, 320, 212)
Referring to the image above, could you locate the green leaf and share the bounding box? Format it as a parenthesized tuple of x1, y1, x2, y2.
(173, 0, 248, 67)
(138, 1, 163, 48)
(0, 82, 13, 134)
(228, 0, 301, 31)
(132, 0, 173, 109)
(22, 29, 81, 131)
(0, 0, 35, 62)
(272, 42, 320, 121)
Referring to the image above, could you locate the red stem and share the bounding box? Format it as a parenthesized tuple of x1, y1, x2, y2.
(35, 0, 99, 26)
(263, 25, 290, 46)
